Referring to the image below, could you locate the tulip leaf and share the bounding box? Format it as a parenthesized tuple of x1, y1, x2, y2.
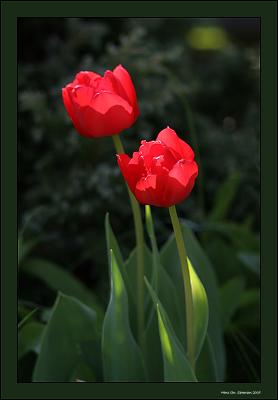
(202, 221, 259, 252)
(105, 213, 125, 273)
(124, 243, 169, 381)
(161, 222, 226, 381)
(18, 236, 38, 267)
(144, 206, 182, 332)
(143, 249, 182, 381)
(143, 206, 185, 381)
(145, 278, 197, 382)
(102, 250, 146, 382)
(207, 171, 241, 223)
(21, 258, 104, 323)
(143, 306, 163, 382)
(18, 307, 39, 330)
(196, 334, 218, 382)
(18, 322, 44, 359)
(70, 361, 96, 382)
(187, 257, 209, 361)
(220, 276, 245, 329)
(145, 205, 159, 292)
(105, 213, 134, 307)
(33, 293, 101, 382)
(237, 251, 260, 275)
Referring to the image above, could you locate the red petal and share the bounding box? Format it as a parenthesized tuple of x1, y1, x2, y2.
(157, 127, 194, 161)
(117, 152, 145, 192)
(62, 87, 89, 136)
(72, 71, 101, 86)
(113, 65, 139, 116)
(70, 85, 95, 107)
(135, 175, 158, 205)
(67, 88, 135, 137)
(101, 71, 131, 104)
(80, 103, 135, 137)
(165, 160, 198, 205)
(91, 91, 133, 115)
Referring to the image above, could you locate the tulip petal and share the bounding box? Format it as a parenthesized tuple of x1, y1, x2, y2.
(101, 71, 131, 104)
(135, 175, 158, 205)
(91, 91, 133, 115)
(71, 85, 95, 107)
(113, 65, 139, 116)
(166, 160, 198, 205)
(68, 88, 135, 137)
(72, 71, 101, 86)
(117, 152, 146, 192)
(62, 87, 89, 136)
(157, 127, 194, 161)
(81, 104, 135, 137)
(139, 140, 176, 172)
(62, 67, 139, 138)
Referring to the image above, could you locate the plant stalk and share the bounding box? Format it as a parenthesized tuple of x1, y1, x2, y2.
(168, 205, 194, 369)
(112, 134, 145, 350)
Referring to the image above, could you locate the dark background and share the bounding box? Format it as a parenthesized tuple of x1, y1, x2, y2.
(18, 17, 260, 382)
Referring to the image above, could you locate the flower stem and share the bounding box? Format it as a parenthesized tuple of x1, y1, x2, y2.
(168, 205, 194, 369)
(112, 134, 145, 350)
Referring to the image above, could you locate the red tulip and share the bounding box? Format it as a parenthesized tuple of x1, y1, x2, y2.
(62, 65, 139, 138)
(117, 127, 198, 207)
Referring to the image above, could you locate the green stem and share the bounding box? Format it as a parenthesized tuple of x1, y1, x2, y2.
(145, 205, 159, 291)
(112, 134, 145, 350)
(145, 205, 159, 331)
(168, 205, 194, 369)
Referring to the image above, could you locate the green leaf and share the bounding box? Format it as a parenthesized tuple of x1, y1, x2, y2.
(105, 213, 134, 310)
(124, 245, 153, 306)
(145, 205, 159, 292)
(208, 171, 241, 222)
(105, 213, 125, 271)
(123, 241, 165, 381)
(239, 289, 260, 308)
(18, 307, 39, 330)
(18, 322, 44, 359)
(204, 237, 244, 284)
(145, 278, 197, 382)
(33, 293, 101, 382)
(187, 257, 209, 361)
(18, 236, 38, 266)
(144, 254, 182, 381)
(142, 206, 184, 381)
(144, 206, 185, 345)
(70, 362, 96, 382)
(238, 252, 260, 275)
(102, 250, 146, 382)
(220, 276, 245, 329)
(196, 334, 218, 382)
(234, 289, 260, 330)
(21, 258, 104, 322)
(161, 222, 226, 381)
(202, 221, 259, 252)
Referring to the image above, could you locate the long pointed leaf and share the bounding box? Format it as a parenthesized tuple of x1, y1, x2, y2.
(33, 293, 100, 382)
(102, 250, 145, 382)
(145, 278, 197, 382)
(187, 257, 209, 361)
(161, 222, 226, 381)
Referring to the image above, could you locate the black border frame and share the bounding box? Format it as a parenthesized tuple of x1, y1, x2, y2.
(2, 1, 277, 399)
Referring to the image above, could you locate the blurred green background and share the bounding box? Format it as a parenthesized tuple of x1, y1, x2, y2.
(18, 17, 260, 382)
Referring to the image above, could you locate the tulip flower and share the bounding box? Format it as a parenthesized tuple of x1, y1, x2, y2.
(62, 65, 139, 138)
(117, 127, 198, 207)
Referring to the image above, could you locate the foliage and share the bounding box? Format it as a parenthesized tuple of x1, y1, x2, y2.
(18, 17, 260, 382)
